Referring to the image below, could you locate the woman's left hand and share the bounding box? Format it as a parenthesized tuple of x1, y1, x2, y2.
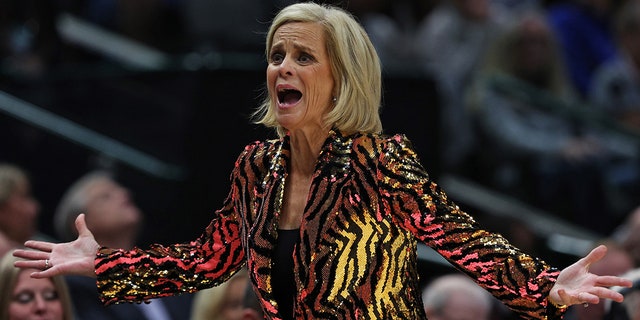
(549, 244, 633, 307)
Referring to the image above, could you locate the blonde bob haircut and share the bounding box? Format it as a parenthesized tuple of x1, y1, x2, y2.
(253, 2, 383, 137)
(0, 251, 75, 320)
(0, 163, 28, 206)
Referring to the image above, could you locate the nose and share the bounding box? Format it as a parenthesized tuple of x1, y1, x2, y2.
(278, 56, 294, 77)
(33, 294, 48, 312)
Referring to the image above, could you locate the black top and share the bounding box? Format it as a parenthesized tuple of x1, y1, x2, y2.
(272, 228, 300, 320)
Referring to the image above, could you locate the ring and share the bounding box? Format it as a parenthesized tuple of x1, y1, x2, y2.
(44, 259, 50, 269)
(583, 303, 589, 308)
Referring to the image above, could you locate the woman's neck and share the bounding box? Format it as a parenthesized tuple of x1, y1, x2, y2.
(288, 128, 330, 175)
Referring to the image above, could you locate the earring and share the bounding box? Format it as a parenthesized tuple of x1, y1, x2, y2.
(332, 97, 337, 103)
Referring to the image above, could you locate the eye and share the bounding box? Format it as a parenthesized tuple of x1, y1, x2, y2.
(298, 53, 314, 64)
(12, 289, 59, 304)
(42, 289, 59, 301)
(270, 52, 284, 64)
(13, 291, 35, 304)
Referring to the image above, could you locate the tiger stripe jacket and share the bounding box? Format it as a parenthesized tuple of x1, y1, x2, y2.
(95, 130, 565, 319)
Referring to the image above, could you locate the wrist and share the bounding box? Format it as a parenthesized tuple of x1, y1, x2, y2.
(548, 297, 568, 310)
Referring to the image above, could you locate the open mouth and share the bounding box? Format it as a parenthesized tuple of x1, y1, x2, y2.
(277, 88, 302, 106)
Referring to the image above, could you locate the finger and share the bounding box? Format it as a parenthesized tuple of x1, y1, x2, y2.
(13, 249, 49, 260)
(595, 275, 633, 288)
(28, 267, 59, 279)
(577, 291, 600, 305)
(557, 289, 571, 305)
(14, 259, 45, 270)
(14, 259, 57, 278)
(580, 245, 607, 267)
(589, 287, 624, 303)
(22, 240, 54, 252)
(76, 213, 93, 237)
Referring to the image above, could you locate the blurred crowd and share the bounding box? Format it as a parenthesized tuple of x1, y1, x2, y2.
(2, 0, 640, 319)
(2, 0, 640, 229)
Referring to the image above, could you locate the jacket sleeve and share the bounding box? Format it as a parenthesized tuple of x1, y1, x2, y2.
(94, 145, 256, 305)
(377, 134, 566, 320)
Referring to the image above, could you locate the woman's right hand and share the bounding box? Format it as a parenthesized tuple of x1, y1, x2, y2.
(13, 214, 100, 278)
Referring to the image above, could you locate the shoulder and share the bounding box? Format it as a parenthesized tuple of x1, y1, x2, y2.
(235, 138, 281, 163)
(351, 132, 415, 155)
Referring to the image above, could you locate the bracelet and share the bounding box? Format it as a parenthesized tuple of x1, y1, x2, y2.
(548, 298, 568, 310)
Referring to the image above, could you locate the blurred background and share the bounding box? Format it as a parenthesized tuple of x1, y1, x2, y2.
(2, 0, 640, 286)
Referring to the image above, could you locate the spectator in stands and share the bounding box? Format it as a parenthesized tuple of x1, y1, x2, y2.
(0, 163, 47, 256)
(612, 205, 640, 267)
(0, 0, 62, 77)
(422, 273, 495, 320)
(605, 267, 640, 320)
(590, 0, 640, 133)
(346, 0, 428, 73)
(465, 10, 638, 234)
(413, 0, 512, 174)
(588, 1, 640, 216)
(240, 279, 263, 320)
(190, 267, 249, 320)
(53, 170, 193, 320)
(547, 0, 620, 98)
(0, 251, 75, 320)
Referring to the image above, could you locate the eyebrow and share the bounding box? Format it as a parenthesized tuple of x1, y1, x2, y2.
(270, 41, 317, 55)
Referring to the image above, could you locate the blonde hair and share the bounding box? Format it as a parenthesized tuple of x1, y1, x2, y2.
(53, 171, 113, 242)
(422, 273, 493, 318)
(190, 268, 249, 320)
(0, 164, 28, 206)
(0, 251, 75, 320)
(473, 10, 574, 100)
(253, 2, 383, 137)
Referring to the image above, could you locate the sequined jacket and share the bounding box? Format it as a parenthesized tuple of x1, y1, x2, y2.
(95, 130, 565, 320)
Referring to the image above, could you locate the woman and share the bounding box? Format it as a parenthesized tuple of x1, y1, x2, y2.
(0, 163, 41, 256)
(0, 251, 74, 320)
(13, 3, 631, 320)
(190, 267, 249, 320)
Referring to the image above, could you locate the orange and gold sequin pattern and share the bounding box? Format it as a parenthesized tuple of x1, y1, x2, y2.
(95, 130, 564, 320)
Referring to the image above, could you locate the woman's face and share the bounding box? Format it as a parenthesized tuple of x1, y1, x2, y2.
(218, 275, 249, 320)
(267, 22, 335, 134)
(83, 178, 141, 236)
(0, 179, 39, 243)
(9, 270, 64, 320)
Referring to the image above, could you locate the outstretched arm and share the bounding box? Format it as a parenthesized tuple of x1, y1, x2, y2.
(13, 214, 100, 278)
(549, 245, 632, 308)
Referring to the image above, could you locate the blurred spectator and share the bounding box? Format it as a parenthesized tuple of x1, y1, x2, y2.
(465, 10, 639, 234)
(547, 0, 620, 98)
(612, 205, 640, 267)
(590, 0, 640, 132)
(492, 0, 544, 15)
(564, 239, 634, 320)
(605, 267, 640, 320)
(413, 0, 512, 174)
(421, 273, 495, 320)
(240, 280, 263, 320)
(53, 170, 193, 320)
(588, 0, 640, 216)
(0, 163, 49, 256)
(346, 0, 429, 73)
(0, 251, 75, 320)
(190, 267, 250, 320)
(0, 0, 62, 77)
